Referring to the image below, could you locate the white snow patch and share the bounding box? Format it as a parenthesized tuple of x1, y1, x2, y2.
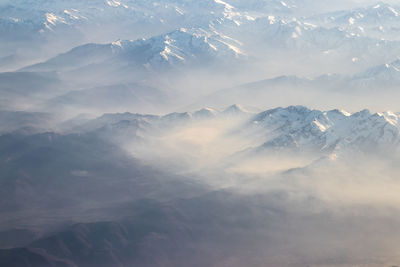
(268, 15, 276, 24)
(45, 13, 66, 26)
(388, 6, 399, 16)
(106, 0, 121, 7)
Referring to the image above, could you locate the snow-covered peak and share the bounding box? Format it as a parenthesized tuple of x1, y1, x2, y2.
(370, 2, 399, 17)
(310, 2, 400, 24)
(247, 106, 400, 153)
(193, 107, 218, 119)
(68, 105, 400, 160)
(108, 28, 245, 66)
(0, 0, 247, 35)
(118, 28, 245, 66)
(225, 0, 294, 15)
(23, 27, 244, 72)
(222, 104, 249, 116)
(307, 2, 400, 40)
(353, 58, 400, 81)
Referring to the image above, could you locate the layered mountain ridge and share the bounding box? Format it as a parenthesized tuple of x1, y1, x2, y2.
(23, 28, 245, 73)
(58, 105, 400, 158)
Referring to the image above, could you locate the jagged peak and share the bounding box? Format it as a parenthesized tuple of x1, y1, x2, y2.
(351, 109, 371, 117)
(193, 107, 218, 118)
(223, 104, 248, 114)
(326, 109, 351, 117)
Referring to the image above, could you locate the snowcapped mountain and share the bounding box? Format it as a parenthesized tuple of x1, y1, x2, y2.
(4, 0, 400, 116)
(0, 0, 293, 34)
(4, 2, 400, 266)
(3, 0, 400, 77)
(0, 0, 250, 70)
(26, 14, 400, 77)
(0, 0, 262, 51)
(23, 28, 244, 74)
(308, 2, 400, 40)
(0, 0, 187, 35)
(353, 58, 400, 82)
(217, 13, 400, 70)
(222, 0, 294, 15)
(221, 104, 250, 117)
(193, 107, 218, 120)
(64, 105, 255, 137)
(243, 106, 400, 156)
(66, 105, 400, 159)
(115, 28, 245, 67)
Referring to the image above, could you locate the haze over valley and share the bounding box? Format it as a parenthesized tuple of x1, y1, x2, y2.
(1, 1, 400, 266)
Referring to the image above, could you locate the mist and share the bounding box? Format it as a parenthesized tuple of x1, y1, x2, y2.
(121, 111, 400, 266)
(80, 109, 400, 266)
(2, 105, 400, 266)
(2, 0, 400, 266)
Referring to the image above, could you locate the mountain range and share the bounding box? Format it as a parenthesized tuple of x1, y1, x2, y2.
(2, 0, 400, 73)
(2, 1, 400, 266)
